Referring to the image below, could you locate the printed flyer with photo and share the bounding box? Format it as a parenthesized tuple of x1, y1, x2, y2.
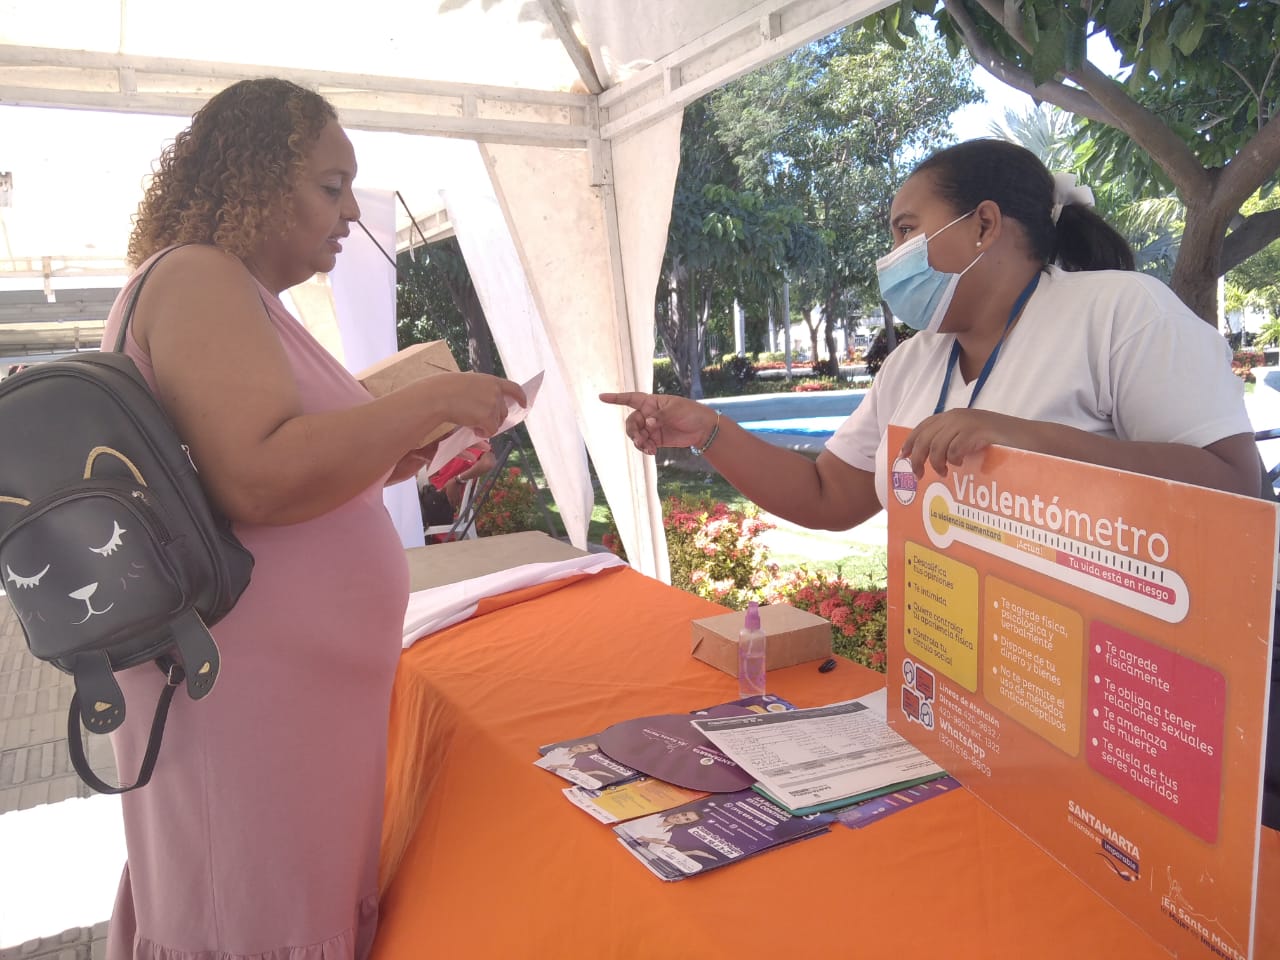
(534, 734, 639, 790)
(564, 778, 707, 825)
(613, 789, 834, 881)
(885, 424, 1277, 960)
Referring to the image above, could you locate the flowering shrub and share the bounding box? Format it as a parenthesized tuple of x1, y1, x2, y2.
(764, 566, 889, 672)
(1233, 349, 1265, 384)
(664, 495, 777, 608)
(600, 517, 627, 560)
(755, 360, 815, 371)
(605, 495, 891, 673)
(475, 466, 543, 537)
(793, 380, 842, 392)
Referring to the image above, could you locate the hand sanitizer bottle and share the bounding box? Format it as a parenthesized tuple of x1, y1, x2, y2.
(738, 601, 766, 698)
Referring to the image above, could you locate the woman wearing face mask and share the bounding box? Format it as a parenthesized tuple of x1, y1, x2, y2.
(603, 138, 1257, 516)
(603, 137, 1273, 825)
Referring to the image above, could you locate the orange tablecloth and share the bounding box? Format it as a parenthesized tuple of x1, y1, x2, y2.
(374, 567, 1279, 960)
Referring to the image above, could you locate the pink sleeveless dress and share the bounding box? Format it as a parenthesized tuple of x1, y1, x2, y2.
(100, 250, 409, 960)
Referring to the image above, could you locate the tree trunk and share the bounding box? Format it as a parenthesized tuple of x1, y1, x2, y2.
(690, 293, 710, 400)
(782, 281, 793, 382)
(1171, 202, 1232, 326)
(660, 267, 701, 397)
(440, 271, 494, 373)
(823, 291, 840, 370)
(660, 275, 689, 394)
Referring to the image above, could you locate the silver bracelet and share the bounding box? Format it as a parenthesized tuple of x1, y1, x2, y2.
(689, 413, 720, 457)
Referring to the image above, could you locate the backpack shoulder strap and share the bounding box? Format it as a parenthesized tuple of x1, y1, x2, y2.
(113, 245, 189, 353)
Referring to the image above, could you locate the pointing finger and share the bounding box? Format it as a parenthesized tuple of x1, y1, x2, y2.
(599, 392, 641, 409)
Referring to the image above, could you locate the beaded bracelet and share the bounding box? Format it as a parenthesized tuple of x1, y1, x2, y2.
(689, 413, 720, 457)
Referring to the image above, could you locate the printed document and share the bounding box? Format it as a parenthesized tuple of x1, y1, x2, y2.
(690, 694, 944, 814)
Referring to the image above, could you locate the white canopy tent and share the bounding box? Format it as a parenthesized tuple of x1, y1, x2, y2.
(0, 0, 892, 580)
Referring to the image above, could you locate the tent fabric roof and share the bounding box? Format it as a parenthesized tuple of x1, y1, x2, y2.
(0, 0, 887, 273)
(1, 0, 581, 92)
(0, 0, 889, 576)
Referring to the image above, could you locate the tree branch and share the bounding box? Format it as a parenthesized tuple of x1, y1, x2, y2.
(959, 0, 1211, 199)
(1067, 60, 1214, 198)
(944, 0, 1112, 123)
(1222, 207, 1280, 274)
(1215, 112, 1280, 214)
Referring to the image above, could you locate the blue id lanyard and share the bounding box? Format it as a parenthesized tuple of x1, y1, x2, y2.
(933, 272, 1042, 415)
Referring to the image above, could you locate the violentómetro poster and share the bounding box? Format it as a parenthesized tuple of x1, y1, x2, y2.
(885, 424, 1276, 960)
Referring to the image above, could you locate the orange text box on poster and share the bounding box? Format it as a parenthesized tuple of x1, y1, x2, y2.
(983, 576, 1083, 758)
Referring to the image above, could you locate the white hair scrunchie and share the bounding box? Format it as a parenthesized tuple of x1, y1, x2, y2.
(1051, 172, 1095, 224)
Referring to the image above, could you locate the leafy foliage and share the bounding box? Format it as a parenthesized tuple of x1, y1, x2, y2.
(659, 25, 978, 396)
(396, 238, 500, 374)
(1227, 193, 1280, 324)
(707, 26, 979, 366)
(885, 1, 1280, 321)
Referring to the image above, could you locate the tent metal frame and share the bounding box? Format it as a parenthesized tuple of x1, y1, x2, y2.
(0, 0, 886, 283)
(0, 0, 886, 146)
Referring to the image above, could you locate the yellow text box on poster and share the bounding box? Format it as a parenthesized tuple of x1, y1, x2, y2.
(982, 576, 1083, 757)
(904, 542, 979, 692)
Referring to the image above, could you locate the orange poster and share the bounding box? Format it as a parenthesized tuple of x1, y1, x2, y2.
(885, 425, 1276, 960)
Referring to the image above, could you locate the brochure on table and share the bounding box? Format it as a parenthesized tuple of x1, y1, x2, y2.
(885, 424, 1277, 960)
(613, 788, 834, 881)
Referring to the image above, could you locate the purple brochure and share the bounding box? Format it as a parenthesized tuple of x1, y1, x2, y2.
(597, 714, 755, 792)
(614, 789, 834, 880)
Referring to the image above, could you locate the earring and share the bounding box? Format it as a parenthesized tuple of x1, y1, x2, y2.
(976, 241, 982, 248)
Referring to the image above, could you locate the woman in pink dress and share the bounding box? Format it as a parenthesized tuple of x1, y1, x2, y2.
(99, 78, 526, 960)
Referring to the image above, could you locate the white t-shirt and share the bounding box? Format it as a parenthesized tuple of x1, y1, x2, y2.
(826, 267, 1252, 507)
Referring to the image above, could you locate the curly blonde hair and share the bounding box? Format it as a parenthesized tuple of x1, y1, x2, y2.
(127, 78, 337, 266)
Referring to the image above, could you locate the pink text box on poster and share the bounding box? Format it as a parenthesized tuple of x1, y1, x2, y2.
(1085, 621, 1226, 843)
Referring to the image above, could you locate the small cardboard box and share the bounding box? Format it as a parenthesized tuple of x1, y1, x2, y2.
(357, 340, 460, 445)
(691, 603, 832, 675)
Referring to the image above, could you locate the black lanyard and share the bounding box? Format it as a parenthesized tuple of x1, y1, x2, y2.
(933, 272, 1042, 415)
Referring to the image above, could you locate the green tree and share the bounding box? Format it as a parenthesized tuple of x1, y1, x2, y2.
(1227, 194, 1280, 328)
(708, 25, 980, 368)
(396, 237, 497, 374)
(660, 101, 817, 397)
(885, 0, 1280, 324)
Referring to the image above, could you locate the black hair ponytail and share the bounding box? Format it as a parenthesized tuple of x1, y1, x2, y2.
(913, 139, 1134, 273)
(1053, 203, 1134, 271)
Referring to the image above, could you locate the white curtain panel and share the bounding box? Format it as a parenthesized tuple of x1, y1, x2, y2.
(476, 117, 682, 581)
(328, 187, 426, 549)
(432, 139, 594, 550)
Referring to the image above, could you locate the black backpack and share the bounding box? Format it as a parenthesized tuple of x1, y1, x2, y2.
(0, 253, 254, 792)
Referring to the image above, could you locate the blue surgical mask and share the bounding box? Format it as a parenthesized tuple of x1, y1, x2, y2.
(876, 211, 982, 333)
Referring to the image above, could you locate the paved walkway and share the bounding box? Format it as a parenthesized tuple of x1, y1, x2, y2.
(0, 591, 115, 958)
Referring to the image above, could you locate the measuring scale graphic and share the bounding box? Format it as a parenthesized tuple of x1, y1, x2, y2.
(922, 482, 1188, 623)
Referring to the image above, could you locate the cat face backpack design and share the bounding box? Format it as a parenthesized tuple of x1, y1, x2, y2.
(0, 250, 254, 793)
